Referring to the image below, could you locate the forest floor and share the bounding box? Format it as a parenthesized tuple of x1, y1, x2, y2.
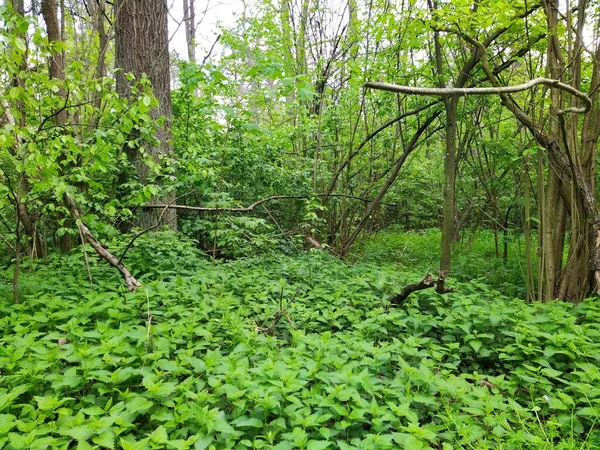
(1, 230, 599, 449)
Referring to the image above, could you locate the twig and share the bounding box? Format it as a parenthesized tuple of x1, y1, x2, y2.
(64, 192, 141, 291)
(78, 222, 93, 284)
(202, 33, 221, 64)
(118, 190, 194, 264)
(145, 288, 152, 352)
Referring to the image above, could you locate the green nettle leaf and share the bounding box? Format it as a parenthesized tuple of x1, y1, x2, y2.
(119, 437, 151, 450)
(213, 411, 236, 435)
(9, 433, 27, 449)
(541, 367, 562, 378)
(92, 430, 116, 449)
(124, 397, 154, 415)
(59, 425, 95, 441)
(307, 440, 332, 450)
(193, 435, 213, 450)
(35, 395, 70, 411)
(469, 340, 482, 353)
(149, 426, 169, 444)
(0, 414, 16, 435)
(232, 416, 262, 428)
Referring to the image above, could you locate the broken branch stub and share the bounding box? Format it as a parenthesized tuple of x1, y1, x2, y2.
(389, 273, 455, 304)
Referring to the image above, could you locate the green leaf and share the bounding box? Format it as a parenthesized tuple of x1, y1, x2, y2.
(59, 425, 95, 441)
(193, 436, 212, 450)
(93, 431, 115, 449)
(469, 340, 482, 353)
(149, 426, 169, 444)
(307, 440, 331, 450)
(541, 367, 562, 378)
(14, 38, 26, 52)
(232, 416, 262, 428)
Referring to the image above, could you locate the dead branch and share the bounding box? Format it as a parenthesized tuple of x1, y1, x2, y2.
(389, 273, 455, 304)
(64, 192, 141, 291)
(141, 193, 403, 213)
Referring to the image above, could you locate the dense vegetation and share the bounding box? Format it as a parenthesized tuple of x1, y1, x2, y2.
(2, 235, 600, 449)
(2, 0, 600, 448)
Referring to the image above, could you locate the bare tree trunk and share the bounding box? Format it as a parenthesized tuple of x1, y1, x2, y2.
(183, 0, 196, 62)
(440, 96, 457, 276)
(115, 0, 177, 230)
(523, 161, 535, 302)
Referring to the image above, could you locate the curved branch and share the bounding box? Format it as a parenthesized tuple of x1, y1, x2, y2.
(364, 79, 591, 114)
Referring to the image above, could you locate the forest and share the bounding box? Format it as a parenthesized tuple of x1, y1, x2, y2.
(1, 0, 600, 448)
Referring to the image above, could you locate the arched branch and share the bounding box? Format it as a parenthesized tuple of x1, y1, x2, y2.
(364, 79, 591, 114)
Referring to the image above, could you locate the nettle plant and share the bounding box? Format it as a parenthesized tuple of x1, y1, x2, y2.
(0, 6, 167, 251)
(1, 247, 600, 449)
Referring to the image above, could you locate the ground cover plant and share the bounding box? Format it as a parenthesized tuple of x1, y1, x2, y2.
(2, 1, 600, 449)
(1, 237, 600, 449)
(354, 229, 535, 299)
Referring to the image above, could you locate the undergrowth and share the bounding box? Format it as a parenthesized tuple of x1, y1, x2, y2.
(1, 233, 599, 449)
(353, 228, 535, 299)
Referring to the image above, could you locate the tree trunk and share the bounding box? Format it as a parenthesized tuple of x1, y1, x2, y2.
(183, 0, 196, 63)
(115, 0, 177, 230)
(440, 96, 457, 276)
(41, 0, 74, 252)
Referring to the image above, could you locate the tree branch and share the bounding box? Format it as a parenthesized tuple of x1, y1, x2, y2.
(389, 273, 455, 304)
(141, 193, 404, 212)
(364, 79, 591, 114)
(64, 192, 141, 291)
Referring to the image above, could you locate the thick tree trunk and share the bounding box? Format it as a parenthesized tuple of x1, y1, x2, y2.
(115, 0, 177, 231)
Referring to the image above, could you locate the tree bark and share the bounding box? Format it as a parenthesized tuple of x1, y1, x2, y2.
(115, 0, 177, 230)
(7, 0, 45, 258)
(183, 0, 196, 62)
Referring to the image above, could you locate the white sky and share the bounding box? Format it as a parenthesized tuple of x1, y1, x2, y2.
(166, 0, 246, 60)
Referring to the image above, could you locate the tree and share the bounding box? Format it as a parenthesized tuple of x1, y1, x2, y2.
(183, 0, 196, 63)
(115, 0, 177, 230)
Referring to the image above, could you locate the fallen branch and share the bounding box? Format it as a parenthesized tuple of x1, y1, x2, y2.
(389, 273, 455, 304)
(64, 193, 141, 291)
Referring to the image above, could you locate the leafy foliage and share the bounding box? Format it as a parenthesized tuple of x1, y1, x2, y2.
(354, 228, 535, 298)
(1, 242, 599, 449)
